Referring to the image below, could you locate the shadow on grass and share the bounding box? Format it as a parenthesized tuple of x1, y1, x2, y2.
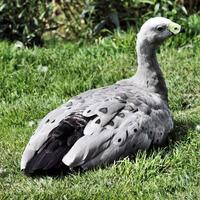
(169, 118, 196, 144)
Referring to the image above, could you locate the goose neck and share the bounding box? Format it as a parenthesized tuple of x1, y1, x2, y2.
(134, 36, 168, 101)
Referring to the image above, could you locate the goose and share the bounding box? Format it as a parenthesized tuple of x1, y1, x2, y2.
(21, 17, 183, 176)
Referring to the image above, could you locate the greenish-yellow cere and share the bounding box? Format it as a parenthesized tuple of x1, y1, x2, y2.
(168, 22, 181, 35)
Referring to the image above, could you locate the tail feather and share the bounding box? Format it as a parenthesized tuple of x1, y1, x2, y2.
(24, 113, 88, 176)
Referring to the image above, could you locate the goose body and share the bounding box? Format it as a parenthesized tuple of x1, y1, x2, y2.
(21, 17, 182, 176)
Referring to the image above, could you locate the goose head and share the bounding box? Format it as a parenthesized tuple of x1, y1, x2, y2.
(137, 17, 184, 47)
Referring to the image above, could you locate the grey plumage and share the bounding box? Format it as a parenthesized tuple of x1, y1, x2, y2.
(21, 17, 182, 175)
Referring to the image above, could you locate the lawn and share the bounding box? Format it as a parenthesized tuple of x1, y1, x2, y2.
(0, 31, 200, 199)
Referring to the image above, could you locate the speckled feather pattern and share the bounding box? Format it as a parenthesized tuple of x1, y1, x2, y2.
(21, 17, 177, 174)
(21, 82, 173, 171)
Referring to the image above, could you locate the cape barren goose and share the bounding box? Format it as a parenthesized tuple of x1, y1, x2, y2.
(21, 17, 183, 176)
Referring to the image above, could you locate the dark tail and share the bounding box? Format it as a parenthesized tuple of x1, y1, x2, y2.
(24, 113, 88, 177)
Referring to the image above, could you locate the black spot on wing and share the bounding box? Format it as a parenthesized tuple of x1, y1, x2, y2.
(108, 121, 114, 126)
(118, 113, 125, 118)
(134, 108, 139, 112)
(118, 138, 122, 143)
(99, 107, 108, 114)
(95, 118, 101, 124)
(134, 128, 137, 132)
(146, 81, 149, 87)
(117, 93, 128, 100)
(126, 130, 129, 137)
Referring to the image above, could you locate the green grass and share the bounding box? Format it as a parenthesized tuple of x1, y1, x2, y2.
(0, 31, 200, 199)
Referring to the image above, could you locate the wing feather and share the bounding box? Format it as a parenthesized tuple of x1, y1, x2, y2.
(62, 104, 172, 170)
(62, 128, 115, 167)
(21, 101, 82, 170)
(83, 97, 126, 135)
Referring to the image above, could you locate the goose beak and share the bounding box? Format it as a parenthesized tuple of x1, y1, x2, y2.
(168, 22, 181, 35)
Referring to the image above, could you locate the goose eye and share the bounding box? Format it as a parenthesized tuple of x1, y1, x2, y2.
(157, 26, 165, 32)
